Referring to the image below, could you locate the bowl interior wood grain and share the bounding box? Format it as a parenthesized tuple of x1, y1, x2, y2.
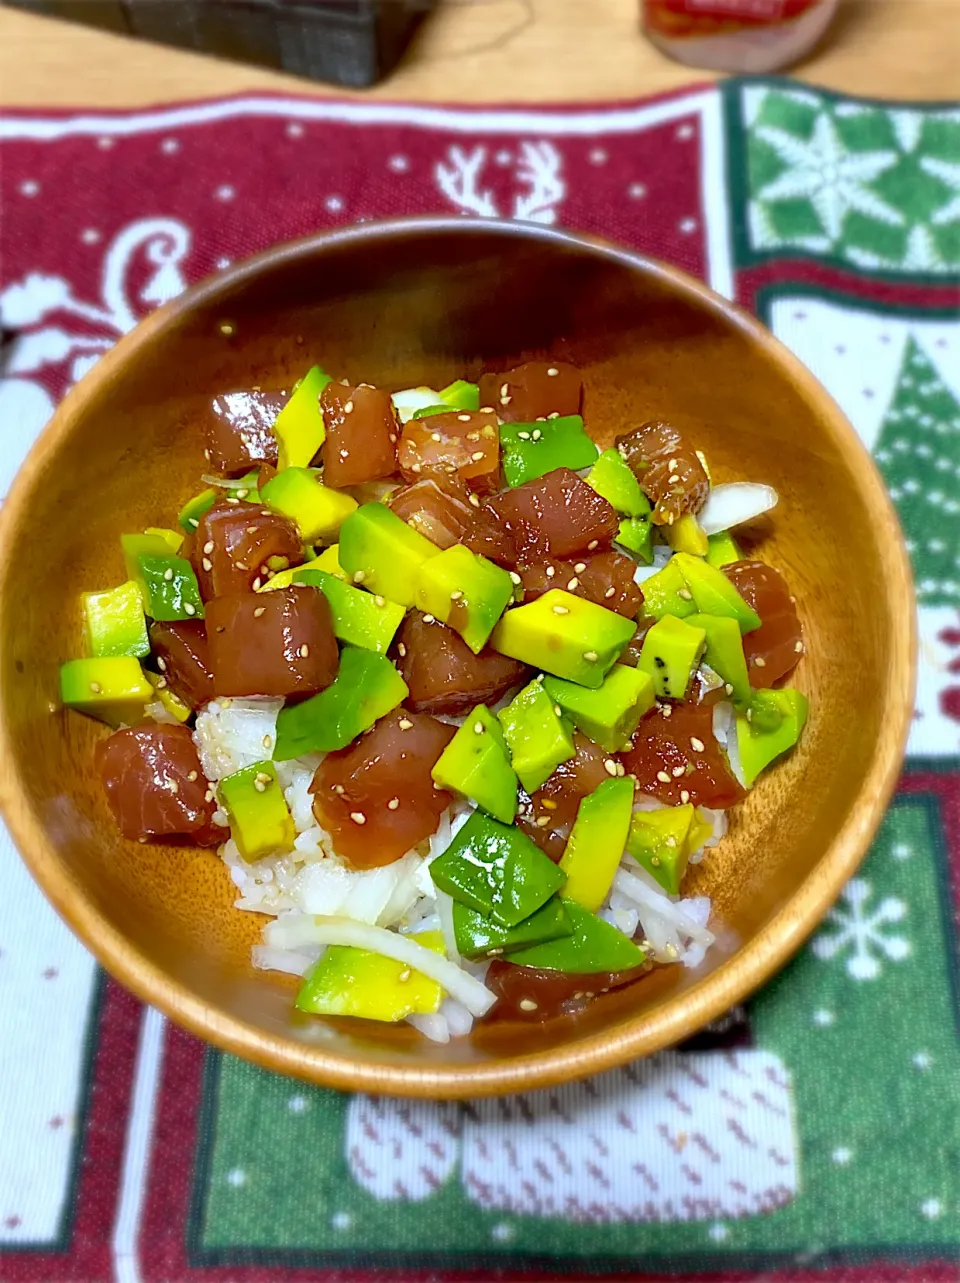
(0, 221, 914, 1097)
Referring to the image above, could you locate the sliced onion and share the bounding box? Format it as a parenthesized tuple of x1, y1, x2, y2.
(699, 482, 778, 535)
(294, 916, 497, 1017)
(251, 944, 320, 976)
(613, 867, 715, 946)
(391, 386, 443, 424)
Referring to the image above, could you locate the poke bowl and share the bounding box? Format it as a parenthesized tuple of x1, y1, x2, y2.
(0, 220, 914, 1097)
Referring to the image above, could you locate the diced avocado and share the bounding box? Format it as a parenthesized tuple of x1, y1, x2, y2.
(144, 526, 184, 554)
(626, 803, 696, 895)
(688, 807, 713, 854)
(431, 704, 518, 824)
(412, 404, 455, 420)
(736, 688, 808, 787)
(145, 670, 191, 722)
(665, 513, 709, 556)
(706, 530, 742, 568)
(453, 899, 572, 961)
(491, 590, 635, 690)
(294, 569, 405, 654)
(586, 448, 651, 517)
(415, 544, 514, 654)
(218, 759, 295, 861)
(497, 678, 575, 794)
(296, 931, 445, 1022)
(507, 899, 646, 973)
(82, 580, 150, 659)
(560, 776, 635, 912)
(616, 516, 653, 564)
(273, 647, 407, 760)
(500, 416, 599, 488)
(121, 532, 177, 581)
(274, 365, 332, 470)
(672, 552, 760, 634)
(256, 553, 327, 593)
(543, 665, 655, 753)
(261, 467, 357, 543)
(438, 379, 480, 411)
(312, 543, 348, 580)
(687, 612, 751, 705)
(60, 657, 153, 727)
(136, 555, 205, 622)
(429, 810, 565, 928)
(637, 615, 706, 701)
(339, 502, 440, 608)
(638, 558, 696, 621)
(178, 487, 217, 533)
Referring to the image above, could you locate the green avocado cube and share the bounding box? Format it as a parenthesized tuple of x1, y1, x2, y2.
(497, 678, 576, 794)
(431, 704, 518, 824)
(60, 656, 153, 727)
(453, 898, 572, 960)
(429, 810, 565, 928)
(638, 558, 696, 621)
(736, 688, 808, 787)
(272, 648, 408, 760)
(616, 516, 653, 564)
(500, 416, 599, 488)
(178, 487, 217, 533)
(438, 379, 480, 411)
(706, 530, 742, 569)
(415, 544, 514, 654)
(296, 931, 445, 1021)
(626, 803, 697, 895)
(672, 553, 760, 634)
(261, 468, 357, 543)
(506, 899, 646, 973)
(144, 526, 185, 554)
(338, 502, 440, 609)
(274, 365, 332, 470)
(543, 664, 655, 753)
(560, 776, 635, 912)
(491, 590, 635, 690)
(586, 448, 651, 517)
(218, 759, 295, 861)
(293, 569, 405, 654)
(687, 613, 751, 705)
(82, 580, 150, 659)
(135, 554, 205, 621)
(638, 615, 706, 701)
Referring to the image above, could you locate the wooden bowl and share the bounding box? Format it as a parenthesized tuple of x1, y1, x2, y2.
(0, 220, 914, 1098)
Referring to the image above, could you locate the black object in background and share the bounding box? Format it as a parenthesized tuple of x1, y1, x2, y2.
(2, 0, 436, 88)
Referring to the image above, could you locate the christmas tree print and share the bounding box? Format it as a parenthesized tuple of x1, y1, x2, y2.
(873, 338, 960, 608)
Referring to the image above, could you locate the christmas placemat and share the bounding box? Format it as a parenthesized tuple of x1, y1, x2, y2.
(0, 81, 958, 1282)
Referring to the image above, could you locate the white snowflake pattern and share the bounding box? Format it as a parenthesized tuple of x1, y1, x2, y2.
(812, 878, 910, 980)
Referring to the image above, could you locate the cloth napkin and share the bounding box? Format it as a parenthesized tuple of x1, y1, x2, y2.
(0, 80, 958, 1283)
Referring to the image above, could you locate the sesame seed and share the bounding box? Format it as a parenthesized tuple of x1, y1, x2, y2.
(422, 614, 435, 624)
(246, 526, 257, 535)
(169, 781, 180, 795)
(236, 488, 250, 499)
(672, 765, 686, 778)
(574, 562, 587, 573)
(202, 540, 215, 554)
(253, 779, 266, 793)
(89, 682, 102, 694)
(450, 590, 464, 602)
(517, 431, 531, 441)
(466, 430, 480, 441)
(519, 998, 539, 1011)
(469, 493, 481, 508)
(471, 450, 485, 462)
(532, 429, 542, 441)
(202, 557, 213, 571)
(677, 587, 693, 600)
(500, 383, 509, 398)
(754, 656, 767, 668)
(398, 718, 413, 730)
(156, 656, 168, 671)
(411, 463, 422, 474)
(548, 411, 559, 419)
(536, 416, 546, 422)
(690, 736, 705, 752)
(604, 586, 616, 598)
(263, 735, 273, 749)
(397, 968, 411, 983)
(388, 797, 400, 810)
(587, 540, 599, 550)
(668, 473, 681, 485)
(617, 763, 626, 776)
(795, 640, 804, 653)
(252, 577, 262, 590)
(389, 433, 397, 443)
(546, 566, 555, 578)
(431, 432, 442, 443)
(219, 322, 235, 336)
(546, 367, 559, 377)
(552, 604, 569, 615)
(474, 720, 485, 734)
(350, 812, 366, 824)
(188, 518, 200, 529)
(603, 759, 618, 777)
(458, 413, 472, 422)
(375, 595, 385, 607)
(163, 567, 174, 582)
(184, 603, 196, 616)
(299, 644, 309, 658)
(397, 643, 407, 657)
(667, 458, 678, 470)
(724, 682, 734, 695)
(234, 560, 248, 571)
(203, 448, 211, 461)
(509, 571, 522, 585)
(500, 395, 511, 406)
(583, 650, 598, 662)
(186, 769, 199, 782)
(656, 770, 671, 783)
(746, 708, 753, 722)
(205, 788, 216, 802)
(536, 816, 550, 827)
(542, 799, 558, 811)
(680, 789, 690, 804)
(255, 771, 271, 786)
(353, 571, 366, 583)
(343, 400, 354, 413)
(333, 784, 345, 794)
(156, 676, 167, 689)
(662, 704, 672, 717)
(339, 450, 349, 459)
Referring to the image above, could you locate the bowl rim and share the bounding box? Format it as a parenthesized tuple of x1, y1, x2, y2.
(0, 217, 916, 1098)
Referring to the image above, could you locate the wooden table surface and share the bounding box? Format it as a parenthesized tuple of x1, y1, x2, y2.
(1, 0, 958, 109)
